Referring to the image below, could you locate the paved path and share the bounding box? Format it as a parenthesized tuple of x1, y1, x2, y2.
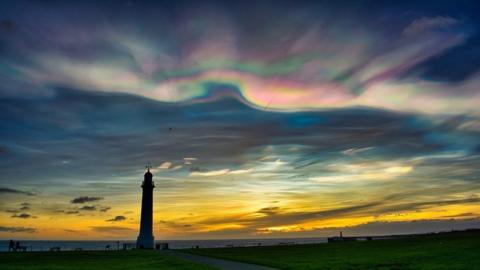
(164, 250, 280, 270)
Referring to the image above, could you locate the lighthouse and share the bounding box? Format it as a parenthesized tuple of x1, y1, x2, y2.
(137, 165, 155, 249)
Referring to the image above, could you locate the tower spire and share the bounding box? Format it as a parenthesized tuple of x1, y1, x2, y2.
(145, 163, 152, 172)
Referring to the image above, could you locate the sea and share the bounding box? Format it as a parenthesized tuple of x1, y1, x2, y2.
(0, 237, 327, 252)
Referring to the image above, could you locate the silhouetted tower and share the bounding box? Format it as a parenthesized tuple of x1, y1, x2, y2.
(137, 165, 155, 249)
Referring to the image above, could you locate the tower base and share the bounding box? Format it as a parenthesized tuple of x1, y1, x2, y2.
(136, 234, 154, 249)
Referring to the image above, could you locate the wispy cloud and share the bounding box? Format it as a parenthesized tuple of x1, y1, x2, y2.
(79, 206, 97, 211)
(106, 215, 126, 222)
(342, 147, 374, 156)
(190, 169, 229, 177)
(0, 226, 37, 233)
(184, 158, 197, 165)
(158, 162, 172, 170)
(190, 168, 253, 177)
(91, 226, 134, 234)
(11, 213, 36, 219)
(0, 187, 36, 196)
(71, 196, 103, 204)
(403, 16, 459, 36)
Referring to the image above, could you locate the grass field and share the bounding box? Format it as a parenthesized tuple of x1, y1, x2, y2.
(185, 230, 480, 270)
(0, 250, 216, 270)
(1, 231, 478, 270)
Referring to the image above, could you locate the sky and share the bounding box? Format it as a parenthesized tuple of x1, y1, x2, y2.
(0, 0, 479, 240)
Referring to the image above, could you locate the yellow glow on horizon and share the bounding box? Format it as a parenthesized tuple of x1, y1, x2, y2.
(1, 160, 478, 240)
(1, 200, 479, 240)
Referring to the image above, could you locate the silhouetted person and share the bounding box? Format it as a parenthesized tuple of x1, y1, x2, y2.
(8, 240, 14, 252)
(15, 241, 20, 251)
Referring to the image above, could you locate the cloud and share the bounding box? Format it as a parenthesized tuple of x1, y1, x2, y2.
(184, 157, 197, 165)
(172, 165, 183, 170)
(309, 161, 414, 183)
(11, 213, 35, 219)
(55, 205, 110, 214)
(106, 215, 126, 222)
(99, 206, 111, 212)
(0, 2, 476, 116)
(0, 187, 36, 196)
(157, 220, 196, 230)
(319, 219, 480, 236)
(91, 226, 134, 234)
(403, 16, 459, 36)
(154, 162, 182, 172)
(190, 169, 229, 177)
(79, 206, 97, 211)
(200, 202, 382, 228)
(0, 226, 37, 233)
(54, 209, 81, 215)
(457, 119, 480, 132)
(443, 213, 478, 218)
(5, 202, 32, 213)
(254, 218, 480, 237)
(197, 197, 480, 231)
(64, 229, 82, 233)
(190, 168, 253, 177)
(158, 162, 172, 169)
(230, 169, 254, 174)
(190, 166, 201, 172)
(376, 198, 480, 215)
(71, 196, 103, 204)
(342, 147, 374, 156)
(258, 207, 280, 215)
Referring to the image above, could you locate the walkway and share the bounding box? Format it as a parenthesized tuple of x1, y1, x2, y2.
(164, 250, 280, 270)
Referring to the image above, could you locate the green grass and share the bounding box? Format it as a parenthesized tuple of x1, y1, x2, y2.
(0, 250, 217, 270)
(184, 230, 480, 270)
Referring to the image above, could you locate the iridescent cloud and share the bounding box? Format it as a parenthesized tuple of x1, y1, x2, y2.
(1, 2, 477, 115)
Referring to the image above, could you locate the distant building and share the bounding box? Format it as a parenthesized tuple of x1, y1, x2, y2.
(327, 231, 358, 243)
(137, 166, 155, 249)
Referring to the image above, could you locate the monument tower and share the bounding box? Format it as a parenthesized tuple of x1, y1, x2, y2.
(137, 165, 155, 249)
